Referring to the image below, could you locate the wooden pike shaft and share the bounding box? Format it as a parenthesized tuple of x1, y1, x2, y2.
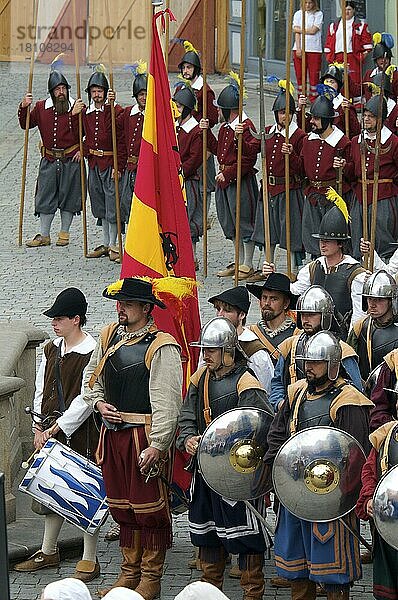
(258, 37, 271, 263)
(341, 0, 350, 137)
(234, 0, 246, 286)
(72, 0, 88, 257)
(301, 0, 306, 130)
(105, 0, 123, 261)
(285, 0, 294, 280)
(18, 0, 39, 246)
(369, 81, 386, 272)
(202, 0, 208, 277)
(360, 134, 369, 269)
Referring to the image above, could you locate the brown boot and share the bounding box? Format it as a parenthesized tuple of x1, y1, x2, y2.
(97, 536, 142, 597)
(56, 231, 69, 246)
(199, 547, 227, 590)
(291, 579, 316, 600)
(240, 554, 264, 599)
(134, 548, 166, 600)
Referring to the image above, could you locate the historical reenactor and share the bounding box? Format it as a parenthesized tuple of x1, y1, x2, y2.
(14, 288, 99, 582)
(346, 95, 398, 262)
(263, 201, 367, 329)
(324, 0, 372, 86)
(82, 67, 125, 262)
(366, 71, 398, 137)
(247, 273, 300, 366)
(177, 317, 273, 599)
(319, 65, 361, 137)
(237, 80, 306, 276)
(199, 73, 259, 280)
(119, 61, 147, 227)
(178, 40, 218, 214)
(362, 32, 398, 102)
(268, 285, 362, 411)
(208, 286, 274, 394)
(173, 83, 203, 269)
(356, 420, 398, 599)
(283, 90, 352, 258)
(347, 270, 398, 382)
(369, 348, 398, 432)
(264, 330, 373, 600)
(18, 66, 83, 248)
(83, 277, 182, 599)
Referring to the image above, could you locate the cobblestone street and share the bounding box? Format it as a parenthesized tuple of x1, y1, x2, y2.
(0, 62, 374, 599)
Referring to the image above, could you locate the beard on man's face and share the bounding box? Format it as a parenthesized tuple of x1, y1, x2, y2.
(306, 370, 330, 393)
(54, 95, 69, 115)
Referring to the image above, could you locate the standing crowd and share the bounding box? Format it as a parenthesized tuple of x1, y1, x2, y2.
(13, 3, 398, 599)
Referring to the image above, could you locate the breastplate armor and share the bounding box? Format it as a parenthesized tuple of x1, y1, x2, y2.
(196, 363, 247, 434)
(103, 331, 156, 413)
(296, 385, 342, 431)
(357, 318, 398, 379)
(312, 262, 360, 318)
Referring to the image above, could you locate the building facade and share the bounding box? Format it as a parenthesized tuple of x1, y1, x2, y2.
(229, 0, 392, 79)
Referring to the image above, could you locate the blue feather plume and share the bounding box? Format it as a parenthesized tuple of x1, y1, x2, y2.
(382, 33, 395, 49)
(266, 74, 280, 84)
(316, 83, 338, 101)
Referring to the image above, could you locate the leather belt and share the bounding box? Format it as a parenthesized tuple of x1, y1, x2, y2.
(365, 178, 394, 184)
(308, 179, 337, 189)
(42, 144, 79, 159)
(119, 412, 152, 425)
(89, 148, 113, 157)
(268, 175, 301, 186)
(127, 155, 138, 164)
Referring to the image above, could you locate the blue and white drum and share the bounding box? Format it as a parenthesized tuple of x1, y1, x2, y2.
(19, 438, 108, 535)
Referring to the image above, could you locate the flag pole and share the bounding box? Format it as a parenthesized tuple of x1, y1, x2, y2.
(369, 71, 386, 272)
(341, 0, 350, 137)
(202, 0, 209, 277)
(165, 0, 170, 70)
(285, 0, 294, 280)
(234, 0, 246, 286)
(18, 0, 39, 246)
(72, 0, 88, 257)
(104, 0, 123, 261)
(301, 0, 306, 130)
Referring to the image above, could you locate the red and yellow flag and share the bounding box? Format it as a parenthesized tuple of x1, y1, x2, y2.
(121, 9, 201, 388)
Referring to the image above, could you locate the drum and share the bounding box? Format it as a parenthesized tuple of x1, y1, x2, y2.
(19, 438, 108, 535)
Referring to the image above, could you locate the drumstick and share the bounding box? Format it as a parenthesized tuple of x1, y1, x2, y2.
(21, 449, 37, 469)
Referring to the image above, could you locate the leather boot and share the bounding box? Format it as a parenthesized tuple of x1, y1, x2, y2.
(291, 579, 316, 600)
(240, 554, 265, 599)
(97, 533, 142, 597)
(326, 589, 350, 600)
(199, 547, 227, 590)
(134, 548, 166, 600)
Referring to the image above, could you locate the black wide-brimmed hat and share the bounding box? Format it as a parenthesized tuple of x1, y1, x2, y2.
(208, 286, 250, 315)
(247, 273, 298, 308)
(102, 278, 166, 308)
(43, 288, 88, 318)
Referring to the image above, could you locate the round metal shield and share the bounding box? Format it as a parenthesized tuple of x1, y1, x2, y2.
(373, 464, 398, 550)
(197, 407, 274, 501)
(272, 426, 366, 522)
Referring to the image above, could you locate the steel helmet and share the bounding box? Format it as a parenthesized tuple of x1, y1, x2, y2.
(190, 317, 238, 367)
(296, 286, 334, 330)
(300, 330, 342, 381)
(362, 269, 398, 314)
